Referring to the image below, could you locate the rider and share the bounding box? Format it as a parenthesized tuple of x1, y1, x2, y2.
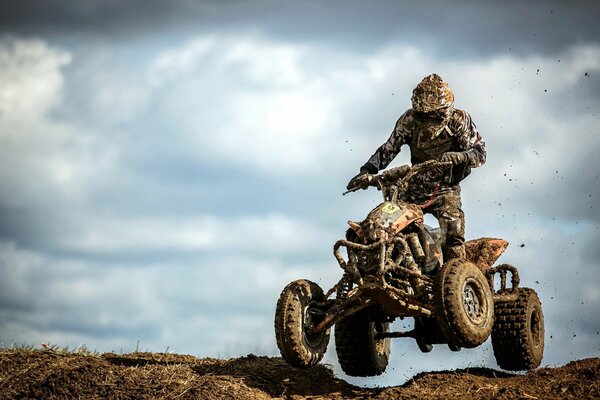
(347, 73, 486, 261)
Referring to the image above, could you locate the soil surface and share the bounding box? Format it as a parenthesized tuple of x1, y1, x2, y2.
(0, 349, 598, 399)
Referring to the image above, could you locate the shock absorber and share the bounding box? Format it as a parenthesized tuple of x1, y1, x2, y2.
(407, 233, 425, 263)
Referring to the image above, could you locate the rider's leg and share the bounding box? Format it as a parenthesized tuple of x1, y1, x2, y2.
(426, 190, 466, 261)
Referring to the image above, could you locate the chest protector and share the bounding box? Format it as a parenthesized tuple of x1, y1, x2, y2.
(409, 120, 456, 163)
(408, 119, 470, 185)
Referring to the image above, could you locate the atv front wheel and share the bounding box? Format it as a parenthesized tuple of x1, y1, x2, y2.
(434, 258, 494, 348)
(492, 288, 544, 370)
(335, 307, 391, 377)
(274, 279, 330, 368)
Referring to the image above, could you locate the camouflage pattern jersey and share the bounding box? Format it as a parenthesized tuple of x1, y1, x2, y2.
(362, 108, 486, 202)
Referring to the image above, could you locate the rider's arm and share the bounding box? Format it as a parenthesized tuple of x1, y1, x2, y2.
(452, 110, 486, 168)
(362, 110, 413, 173)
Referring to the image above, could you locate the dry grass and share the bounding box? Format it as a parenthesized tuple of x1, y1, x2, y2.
(0, 349, 598, 399)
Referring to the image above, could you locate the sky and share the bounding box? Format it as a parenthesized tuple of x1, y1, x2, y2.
(0, 0, 599, 386)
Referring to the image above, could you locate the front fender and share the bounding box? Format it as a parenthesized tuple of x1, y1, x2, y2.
(465, 237, 509, 270)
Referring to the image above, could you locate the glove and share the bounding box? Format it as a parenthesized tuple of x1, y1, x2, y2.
(347, 168, 371, 190)
(440, 151, 468, 165)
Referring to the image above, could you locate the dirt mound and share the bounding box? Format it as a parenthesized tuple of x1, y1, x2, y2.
(0, 349, 598, 399)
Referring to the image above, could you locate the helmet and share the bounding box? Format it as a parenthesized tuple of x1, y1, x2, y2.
(411, 74, 454, 113)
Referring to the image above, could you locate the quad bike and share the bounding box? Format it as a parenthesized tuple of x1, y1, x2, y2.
(274, 160, 544, 376)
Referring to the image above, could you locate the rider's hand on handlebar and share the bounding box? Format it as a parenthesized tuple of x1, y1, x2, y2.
(440, 151, 468, 165)
(347, 168, 371, 190)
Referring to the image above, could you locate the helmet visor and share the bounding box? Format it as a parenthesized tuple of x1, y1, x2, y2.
(415, 107, 451, 122)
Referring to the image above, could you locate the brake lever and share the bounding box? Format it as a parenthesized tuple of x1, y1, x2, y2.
(342, 187, 361, 196)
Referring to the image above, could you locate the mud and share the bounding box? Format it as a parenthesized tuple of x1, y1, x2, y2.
(0, 349, 598, 399)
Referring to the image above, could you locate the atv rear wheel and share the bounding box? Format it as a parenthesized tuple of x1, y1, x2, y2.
(434, 258, 494, 348)
(492, 288, 544, 371)
(274, 279, 330, 368)
(335, 307, 391, 377)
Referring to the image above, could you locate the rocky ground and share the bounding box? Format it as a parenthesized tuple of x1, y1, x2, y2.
(0, 349, 598, 399)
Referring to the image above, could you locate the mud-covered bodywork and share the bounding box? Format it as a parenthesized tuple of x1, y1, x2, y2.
(348, 201, 423, 243)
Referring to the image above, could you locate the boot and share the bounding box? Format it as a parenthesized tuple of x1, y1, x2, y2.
(442, 244, 466, 262)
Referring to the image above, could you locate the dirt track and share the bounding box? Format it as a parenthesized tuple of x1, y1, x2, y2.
(0, 350, 598, 399)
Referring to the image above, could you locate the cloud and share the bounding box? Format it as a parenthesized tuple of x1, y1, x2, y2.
(58, 213, 331, 256)
(0, 36, 120, 213)
(2, 1, 599, 58)
(149, 36, 217, 86)
(0, 240, 172, 349)
(146, 35, 339, 173)
(142, 34, 600, 192)
(0, 36, 70, 131)
(0, 239, 337, 355)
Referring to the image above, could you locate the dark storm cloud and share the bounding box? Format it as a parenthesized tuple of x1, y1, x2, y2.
(0, 202, 76, 251)
(2, 0, 599, 57)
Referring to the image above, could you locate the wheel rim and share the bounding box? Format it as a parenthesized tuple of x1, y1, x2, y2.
(462, 278, 485, 324)
(529, 305, 542, 348)
(302, 305, 323, 347)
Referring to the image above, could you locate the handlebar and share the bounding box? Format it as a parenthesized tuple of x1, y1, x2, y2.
(343, 160, 454, 200)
